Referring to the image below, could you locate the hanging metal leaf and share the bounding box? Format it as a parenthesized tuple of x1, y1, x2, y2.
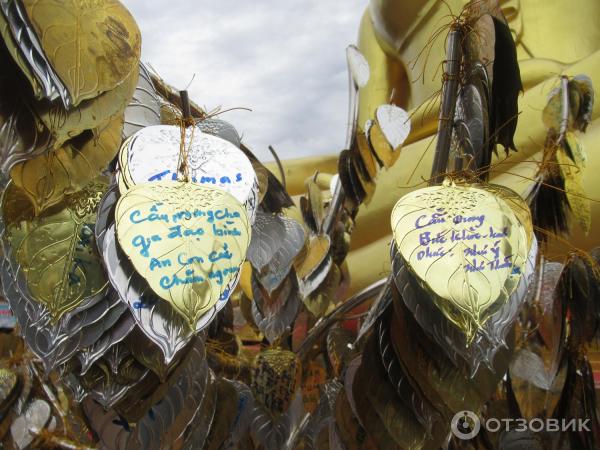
(102, 224, 215, 364)
(197, 118, 242, 148)
(509, 348, 567, 419)
(377, 315, 442, 438)
(304, 264, 340, 318)
(2, 178, 109, 318)
(200, 377, 239, 450)
(125, 327, 191, 382)
(15, 0, 141, 107)
(247, 210, 305, 292)
(180, 370, 218, 450)
(390, 237, 537, 373)
(251, 272, 301, 343)
(1, 256, 125, 372)
(350, 350, 399, 450)
(130, 341, 211, 450)
(33, 69, 137, 149)
(122, 62, 161, 139)
(80, 347, 149, 409)
(390, 182, 530, 342)
(77, 312, 135, 375)
(356, 280, 393, 342)
(375, 105, 411, 151)
(249, 390, 305, 450)
(557, 138, 590, 234)
(0, 45, 52, 175)
(118, 124, 258, 219)
(247, 211, 304, 272)
(10, 117, 122, 214)
(114, 182, 250, 328)
(294, 235, 332, 299)
(362, 334, 433, 449)
(346, 45, 369, 89)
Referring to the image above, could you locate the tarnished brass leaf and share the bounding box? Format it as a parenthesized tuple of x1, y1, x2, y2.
(3, 178, 108, 320)
(10, 116, 123, 214)
(20, 0, 141, 106)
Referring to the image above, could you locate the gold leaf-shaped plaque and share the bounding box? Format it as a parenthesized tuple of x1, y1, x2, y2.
(21, 0, 141, 106)
(4, 179, 108, 320)
(115, 182, 250, 327)
(391, 182, 529, 341)
(10, 116, 123, 214)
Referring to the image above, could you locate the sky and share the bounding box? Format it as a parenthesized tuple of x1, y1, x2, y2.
(122, 0, 367, 162)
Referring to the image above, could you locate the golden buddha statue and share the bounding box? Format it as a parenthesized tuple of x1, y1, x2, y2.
(272, 0, 600, 295)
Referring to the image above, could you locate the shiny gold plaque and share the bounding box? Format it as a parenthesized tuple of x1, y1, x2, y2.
(391, 181, 529, 341)
(114, 181, 251, 327)
(4, 179, 109, 320)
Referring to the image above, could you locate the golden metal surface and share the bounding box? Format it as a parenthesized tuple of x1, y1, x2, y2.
(20, 0, 141, 106)
(391, 182, 529, 340)
(115, 181, 251, 327)
(4, 178, 109, 320)
(10, 116, 124, 214)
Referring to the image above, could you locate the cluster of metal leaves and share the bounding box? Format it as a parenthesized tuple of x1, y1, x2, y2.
(527, 75, 594, 240)
(390, 236, 538, 375)
(335, 279, 516, 450)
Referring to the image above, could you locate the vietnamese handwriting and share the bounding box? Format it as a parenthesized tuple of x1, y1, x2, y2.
(130, 203, 241, 225)
(411, 209, 518, 274)
(159, 266, 240, 289)
(125, 203, 244, 292)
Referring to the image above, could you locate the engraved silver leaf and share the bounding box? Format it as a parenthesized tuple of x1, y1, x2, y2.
(197, 118, 242, 148)
(1, 259, 125, 372)
(102, 224, 214, 364)
(391, 236, 538, 375)
(247, 211, 305, 293)
(251, 274, 301, 343)
(356, 279, 393, 342)
(77, 312, 135, 375)
(122, 62, 161, 139)
(377, 314, 441, 435)
(249, 390, 305, 450)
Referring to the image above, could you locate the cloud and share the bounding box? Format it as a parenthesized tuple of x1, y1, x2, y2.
(122, 0, 366, 161)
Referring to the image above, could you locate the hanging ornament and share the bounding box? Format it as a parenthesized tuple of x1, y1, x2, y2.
(114, 181, 251, 328)
(117, 124, 258, 221)
(391, 180, 530, 342)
